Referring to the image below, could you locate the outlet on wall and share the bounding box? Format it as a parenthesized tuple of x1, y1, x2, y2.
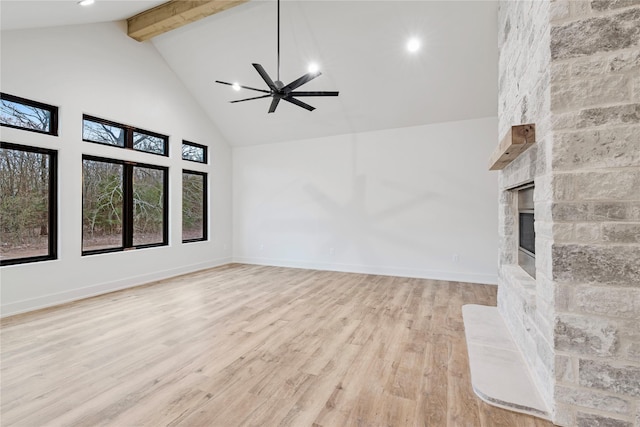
(329, 247, 335, 256)
(453, 254, 460, 263)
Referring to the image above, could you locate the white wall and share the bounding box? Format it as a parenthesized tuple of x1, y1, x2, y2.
(0, 21, 497, 316)
(0, 22, 233, 316)
(233, 117, 499, 284)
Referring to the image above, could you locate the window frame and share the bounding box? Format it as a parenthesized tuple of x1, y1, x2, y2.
(182, 140, 208, 164)
(0, 141, 58, 266)
(0, 93, 59, 136)
(182, 169, 208, 243)
(82, 115, 169, 157)
(81, 155, 169, 256)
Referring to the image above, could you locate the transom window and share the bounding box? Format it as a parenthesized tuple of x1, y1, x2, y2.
(0, 93, 58, 136)
(0, 142, 57, 266)
(182, 140, 207, 164)
(82, 115, 168, 156)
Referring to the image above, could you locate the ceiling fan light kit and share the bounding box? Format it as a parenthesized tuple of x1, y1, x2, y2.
(216, 0, 339, 113)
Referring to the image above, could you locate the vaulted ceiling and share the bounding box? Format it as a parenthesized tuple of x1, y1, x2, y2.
(1, 0, 498, 147)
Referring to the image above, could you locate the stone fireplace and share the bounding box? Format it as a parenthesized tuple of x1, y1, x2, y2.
(495, 1, 640, 426)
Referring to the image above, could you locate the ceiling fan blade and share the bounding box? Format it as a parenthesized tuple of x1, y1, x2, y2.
(216, 80, 270, 94)
(284, 71, 322, 91)
(290, 91, 339, 97)
(252, 64, 277, 90)
(238, 85, 270, 94)
(268, 97, 280, 113)
(283, 97, 315, 112)
(230, 95, 271, 103)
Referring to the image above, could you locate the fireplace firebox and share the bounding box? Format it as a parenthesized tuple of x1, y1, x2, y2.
(517, 185, 535, 278)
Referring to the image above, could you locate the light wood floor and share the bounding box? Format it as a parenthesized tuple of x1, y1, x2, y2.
(1, 264, 554, 427)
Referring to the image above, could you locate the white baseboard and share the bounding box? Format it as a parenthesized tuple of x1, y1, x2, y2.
(232, 256, 498, 285)
(1, 257, 232, 318)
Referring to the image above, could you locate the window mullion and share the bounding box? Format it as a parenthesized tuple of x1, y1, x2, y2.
(126, 127, 134, 150)
(123, 163, 134, 248)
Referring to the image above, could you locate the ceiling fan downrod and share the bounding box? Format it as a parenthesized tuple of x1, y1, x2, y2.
(277, 0, 280, 83)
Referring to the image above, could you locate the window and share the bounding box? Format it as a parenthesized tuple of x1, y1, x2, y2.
(182, 141, 207, 163)
(82, 117, 125, 147)
(82, 159, 123, 252)
(133, 131, 166, 155)
(0, 142, 57, 266)
(83, 115, 168, 156)
(133, 166, 166, 246)
(82, 155, 168, 255)
(0, 93, 58, 136)
(182, 170, 207, 242)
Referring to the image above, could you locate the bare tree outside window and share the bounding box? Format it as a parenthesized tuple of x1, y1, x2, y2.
(182, 171, 206, 242)
(83, 115, 167, 156)
(82, 156, 167, 255)
(0, 143, 56, 264)
(132, 166, 165, 246)
(182, 141, 207, 163)
(0, 94, 58, 136)
(82, 159, 124, 252)
(133, 132, 165, 155)
(83, 119, 125, 147)
(1, 100, 50, 132)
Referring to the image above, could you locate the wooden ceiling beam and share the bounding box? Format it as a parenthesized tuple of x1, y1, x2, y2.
(127, 0, 249, 42)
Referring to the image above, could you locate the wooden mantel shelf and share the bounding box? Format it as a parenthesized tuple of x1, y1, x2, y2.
(488, 124, 536, 171)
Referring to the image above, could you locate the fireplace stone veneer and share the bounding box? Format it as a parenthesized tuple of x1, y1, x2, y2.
(490, 1, 640, 426)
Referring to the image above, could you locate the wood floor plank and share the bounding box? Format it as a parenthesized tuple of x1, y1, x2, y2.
(0, 264, 555, 427)
(278, 343, 362, 427)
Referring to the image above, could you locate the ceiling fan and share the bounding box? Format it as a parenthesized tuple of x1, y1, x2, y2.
(215, 0, 339, 113)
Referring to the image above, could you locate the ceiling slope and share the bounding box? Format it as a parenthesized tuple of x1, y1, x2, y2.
(1, 0, 498, 147)
(0, 0, 166, 31)
(152, 1, 498, 146)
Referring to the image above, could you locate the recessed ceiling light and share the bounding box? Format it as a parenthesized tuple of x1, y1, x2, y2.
(406, 37, 421, 53)
(231, 83, 241, 91)
(307, 62, 320, 74)
(78, 0, 95, 6)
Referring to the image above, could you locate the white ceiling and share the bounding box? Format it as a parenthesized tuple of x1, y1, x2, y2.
(1, 0, 498, 147)
(0, 0, 166, 31)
